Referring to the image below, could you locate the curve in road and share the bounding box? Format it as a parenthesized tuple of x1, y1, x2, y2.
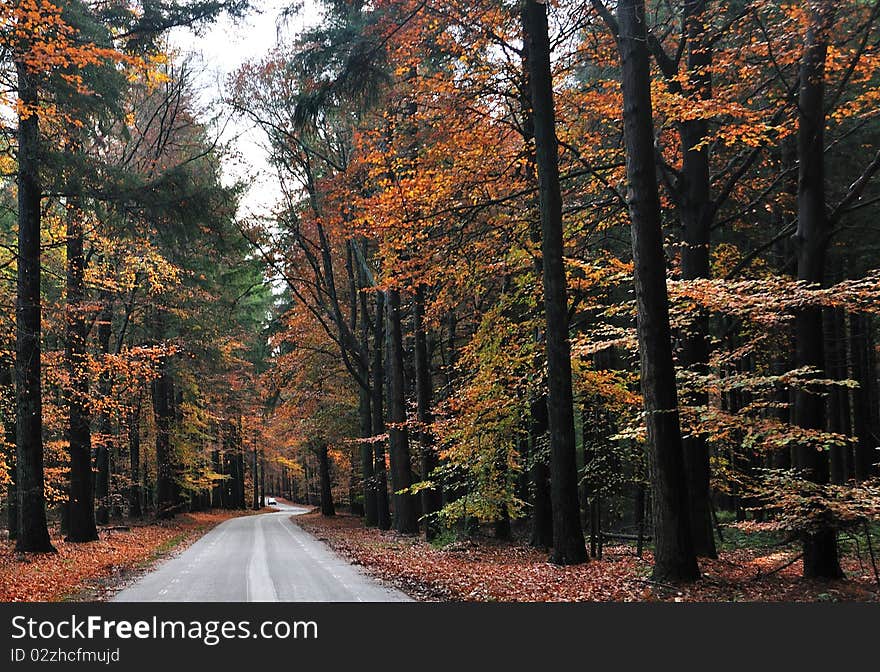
(113, 503, 410, 602)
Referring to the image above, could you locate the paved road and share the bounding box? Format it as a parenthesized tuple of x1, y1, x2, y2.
(113, 503, 410, 602)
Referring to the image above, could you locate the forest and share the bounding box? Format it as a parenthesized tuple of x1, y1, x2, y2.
(2, 0, 880, 601)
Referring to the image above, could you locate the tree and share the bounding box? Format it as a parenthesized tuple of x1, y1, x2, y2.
(608, 0, 700, 582)
(792, 0, 843, 579)
(522, 0, 587, 565)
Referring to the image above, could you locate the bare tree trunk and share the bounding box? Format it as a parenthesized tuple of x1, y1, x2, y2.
(522, 0, 586, 565)
(358, 255, 378, 524)
(65, 196, 98, 542)
(793, 0, 842, 579)
(371, 291, 391, 529)
(14, 60, 54, 553)
(678, 0, 716, 559)
(386, 289, 418, 534)
(94, 299, 113, 525)
(128, 400, 142, 518)
(253, 431, 260, 510)
(317, 441, 335, 516)
(414, 285, 441, 539)
(1, 362, 18, 540)
(152, 311, 176, 519)
(616, 0, 698, 581)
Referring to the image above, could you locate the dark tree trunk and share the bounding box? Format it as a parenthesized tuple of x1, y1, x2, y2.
(386, 289, 418, 534)
(211, 447, 223, 508)
(65, 199, 98, 542)
(617, 0, 698, 581)
(358, 261, 377, 524)
(260, 449, 266, 507)
(793, 0, 842, 579)
(677, 0, 716, 559)
(128, 402, 142, 518)
(318, 442, 335, 516)
(253, 434, 260, 510)
(358, 380, 376, 522)
(14, 61, 54, 553)
(152, 311, 176, 519)
(371, 291, 391, 530)
(1, 363, 18, 540)
(414, 285, 441, 540)
(522, 0, 586, 566)
(94, 299, 113, 525)
(222, 425, 235, 509)
(235, 420, 246, 509)
(517, 24, 552, 551)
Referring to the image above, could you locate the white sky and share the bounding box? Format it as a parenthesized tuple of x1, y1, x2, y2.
(170, 0, 322, 219)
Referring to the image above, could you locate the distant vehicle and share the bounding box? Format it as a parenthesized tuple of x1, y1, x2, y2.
(267, 498, 277, 506)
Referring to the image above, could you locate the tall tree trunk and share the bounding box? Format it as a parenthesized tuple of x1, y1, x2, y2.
(65, 199, 98, 541)
(211, 445, 223, 508)
(678, 0, 717, 559)
(358, 257, 378, 524)
(371, 291, 391, 529)
(616, 0, 698, 581)
(793, 0, 842, 579)
(518, 12, 553, 552)
(317, 441, 335, 516)
(253, 432, 260, 510)
(1, 362, 18, 540)
(128, 401, 142, 518)
(152, 311, 176, 519)
(522, 0, 587, 565)
(414, 285, 441, 540)
(259, 448, 266, 507)
(14, 61, 54, 553)
(94, 299, 113, 525)
(386, 289, 418, 534)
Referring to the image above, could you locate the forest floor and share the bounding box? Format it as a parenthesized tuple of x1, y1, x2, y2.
(295, 511, 880, 602)
(0, 509, 268, 601)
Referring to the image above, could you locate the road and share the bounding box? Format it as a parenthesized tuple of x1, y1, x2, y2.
(113, 503, 411, 602)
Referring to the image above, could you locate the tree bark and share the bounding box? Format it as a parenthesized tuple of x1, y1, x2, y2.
(211, 446, 223, 508)
(522, 0, 587, 565)
(14, 60, 54, 553)
(94, 299, 113, 525)
(371, 291, 391, 529)
(793, 0, 842, 579)
(358, 257, 378, 524)
(317, 441, 335, 516)
(253, 432, 260, 510)
(677, 0, 717, 559)
(518, 9, 553, 552)
(151, 311, 176, 519)
(128, 401, 142, 518)
(260, 448, 266, 507)
(414, 285, 441, 539)
(386, 288, 418, 534)
(617, 0, 698, 581)
(65, 199, 98, 541)
(1, 362, 18, 540)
